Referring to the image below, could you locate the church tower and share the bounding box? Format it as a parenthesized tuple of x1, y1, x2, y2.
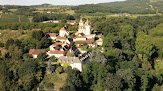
(79, 18, 84, 26)
(78, 18, 91, 35)
(85, 19, 91, 35)
(78, 18, 84, 33)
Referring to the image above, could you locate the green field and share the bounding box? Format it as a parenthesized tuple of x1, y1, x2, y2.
(0, 14, 29, 23)
(8, 9, 18, 12)
(35, 5, 68, 10)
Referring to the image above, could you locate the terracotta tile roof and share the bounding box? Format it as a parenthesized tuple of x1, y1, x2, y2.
(74, 36, 87, 38)
(49, 50, 64, 54)
(87, 39, 94, 41)
(56, 36, 67, 40)
(46, 33, 57, 37)
(29, 49, 46, 55)
(75, 40, 93, 44)
(50, 42, 63, 47)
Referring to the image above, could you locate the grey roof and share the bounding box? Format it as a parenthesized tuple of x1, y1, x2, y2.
(58, 56, 81, 63)
(79, 51, 91, 62)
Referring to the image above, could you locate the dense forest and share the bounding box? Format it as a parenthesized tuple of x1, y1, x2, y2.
(71, 0, 163, 14)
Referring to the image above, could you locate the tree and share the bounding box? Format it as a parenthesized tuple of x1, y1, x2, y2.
(37, 52, 47, 62)
(103, 73, 122, 91)
(152, 83, 160, 91)
(8, 45, 22, 60)
(90, 48, 107, 64)
(0, 61, 10, 91)
(141, 75, 148, 91)
(18, 59, 42, 90)
(116, 69, 136, 90)
(49, 56, 57, 62)
(63, 69, 82, 90)
(60, 84, 76, 91)
(135, 32, 156, 62)
(5, 38, 14, 49)
(55, 66, 63, 74)
(82, 61, 109, 90)
(18, 59, 40, 78)
(40, 37, 52, 48)
(31, 31, 44, 41)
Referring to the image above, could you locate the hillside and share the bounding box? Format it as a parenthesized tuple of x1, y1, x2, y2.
(72, 0, 163, 14)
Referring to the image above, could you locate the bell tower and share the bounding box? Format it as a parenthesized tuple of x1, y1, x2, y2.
(85, 19, 91, 35)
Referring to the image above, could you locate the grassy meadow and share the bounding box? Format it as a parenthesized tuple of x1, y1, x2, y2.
(43, 73, 67, 90)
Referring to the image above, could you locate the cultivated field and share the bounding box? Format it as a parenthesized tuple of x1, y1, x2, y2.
(0, 14, 29, 23)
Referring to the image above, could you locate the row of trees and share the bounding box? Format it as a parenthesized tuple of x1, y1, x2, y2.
(0, 22, 78, 31)
(32, 13, 75, 22)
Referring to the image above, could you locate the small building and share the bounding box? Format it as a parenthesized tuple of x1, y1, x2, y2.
(47, 50, 64, 58)
(46, 33, 57, 40)
(43, 20, 61, 23)
(58, 56, 82, 71)
(29, 49, 46, 58)
(67, 20, 76, 25)
(52, 20, 61, 23)
(47, 11, 52, 14)
(73, 33, 87, 41)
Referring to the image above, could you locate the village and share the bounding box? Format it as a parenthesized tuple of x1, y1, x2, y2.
(28, 18, 103, 71)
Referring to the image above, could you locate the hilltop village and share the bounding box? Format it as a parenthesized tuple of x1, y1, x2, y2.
(28, 18, 103, 71)
(0, 1, 163, 90)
